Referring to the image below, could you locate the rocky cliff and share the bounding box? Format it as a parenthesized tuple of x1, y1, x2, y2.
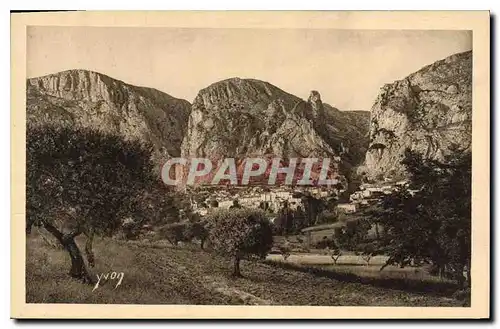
(27, 70, 191, 157)
(181, 78, 370, 173)
(364, 51, 472, 179)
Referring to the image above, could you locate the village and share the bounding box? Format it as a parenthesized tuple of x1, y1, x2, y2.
(188, 178, 412, 220)
(181, 177, 419, 250)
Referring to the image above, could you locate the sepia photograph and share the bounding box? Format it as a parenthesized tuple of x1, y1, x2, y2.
(10, 11, 490, 319)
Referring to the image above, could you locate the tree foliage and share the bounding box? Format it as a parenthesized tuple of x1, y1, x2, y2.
(334, 219, 371, 251)
(27, 125, 162, 231)
(316, 210, 338, 225)
(206, 208, 273, 276)
(155, 220, 209, 248)
(314, 235, 337, 249)
(369, 146, 471, 286)
(26, 125, 174, 281)
(229, 199, 242, 209)
(273, 201, 294, 235)
(274, 199, 322, 235)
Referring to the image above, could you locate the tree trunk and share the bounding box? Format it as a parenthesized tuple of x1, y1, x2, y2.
(466, 258, 471, 288)
(439, 264, 445, 279)
(43, 221, 93, 284)
(85, 227, 95, 267)
(62, 234, 93, 283)
(232, 254, 242, 277)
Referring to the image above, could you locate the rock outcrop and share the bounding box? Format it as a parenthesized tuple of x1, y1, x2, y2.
(364, 51, 472, 179)
(27, 71, 371, 179)
(181, 78, 370, 174)
(27, 69, 191, 157)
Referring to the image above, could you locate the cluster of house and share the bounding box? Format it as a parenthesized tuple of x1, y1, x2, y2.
(191, 186, 335, 216)
(299, 180, 413, 245)
(189, 177, 421, 221)
(334, 180, 410, 214)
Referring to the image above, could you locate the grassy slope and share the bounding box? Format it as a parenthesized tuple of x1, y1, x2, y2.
(26, 232, 466, 306)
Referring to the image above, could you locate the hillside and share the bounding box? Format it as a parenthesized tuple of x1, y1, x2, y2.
(181, 78, 370, 173)
(27, 70, 192, 158)
(26, 232, 465, 306)
(363, 51, 472, 179)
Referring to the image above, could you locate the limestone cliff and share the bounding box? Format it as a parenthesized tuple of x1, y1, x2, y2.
(364, 51, 472, 179)
(181, 78, 370, 174)
(27, 69, 191, 157)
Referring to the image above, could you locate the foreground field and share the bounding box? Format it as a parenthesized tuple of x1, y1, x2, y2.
(26, 232, 467, 306)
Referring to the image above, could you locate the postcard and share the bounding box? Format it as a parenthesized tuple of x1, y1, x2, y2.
(11, 10, 490, 319)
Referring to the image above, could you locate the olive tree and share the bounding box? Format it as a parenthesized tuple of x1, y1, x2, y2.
(26, 125, 165, 283)
(206, 208, 273, 277)
(331, 248, 342, 265)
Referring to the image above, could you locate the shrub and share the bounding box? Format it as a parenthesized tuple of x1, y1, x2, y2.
(155, 222, 189, 246)
(154, 220, 209, 249)
(185, 220, 210, 249)
(316, 210, 338, 224)
(313, 236, 337, 249)
(121, 218, 142, 240)
(276, 241, 292, 260)
(206, 208, 273, 277)
(355, 242, 381, 265)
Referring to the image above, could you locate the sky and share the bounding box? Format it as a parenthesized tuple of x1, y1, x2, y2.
(27, 27, 472, 110)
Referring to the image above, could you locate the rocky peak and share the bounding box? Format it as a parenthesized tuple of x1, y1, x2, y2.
(307, 90, 324, 121)
(181, 78, 370, 182)
(191, 78, 298, 115)
(308, 90, 322, 104)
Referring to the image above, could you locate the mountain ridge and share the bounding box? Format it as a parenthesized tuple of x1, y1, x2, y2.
(181, 78, 370, 180)
(27, 69, 192, 158)
(26, 70, 372, 181)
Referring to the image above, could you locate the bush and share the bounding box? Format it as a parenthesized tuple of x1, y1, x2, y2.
(206, 208, 273, 277)
(276, 241, 292, 260)
(155, 220, 209, 248)
(186, 220, 210, 249)
(121, 218, 142, 240)
(313, 236, 337, 249)
(316, 210, 338, 224)
(156, 222, 189, 246)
